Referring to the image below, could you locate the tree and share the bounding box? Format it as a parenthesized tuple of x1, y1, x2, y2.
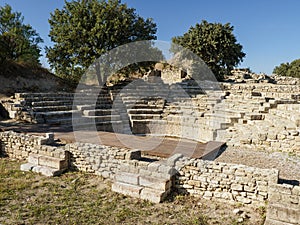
(0, 4, 43, 65)
(46, 0, 158, 84)
(273, 59, 300, 78)
(172, 20, 245, 80)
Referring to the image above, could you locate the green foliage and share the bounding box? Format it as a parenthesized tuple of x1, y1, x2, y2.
(273, 59, 300, 78)
(46, 0, 158, 84)
(172, 20, 245, 80)
(0, 4, 43, 65)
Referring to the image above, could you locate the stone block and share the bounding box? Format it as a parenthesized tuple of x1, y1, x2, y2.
(236, 196, 252, 204)
(125, 150, 141, 160)
(139, 176, 171, 191)
(20, 163, 34, 171)
(115, 172, 139, 185)
(32, 165, 63, 177)
(267, 204, 300, 224)
(28, 154, 39, 165)
(140, 187, 168, 203)
(166, 153, 184, 167)
(111, 182, 142, 198)
(38, 155, 68, 170)
(231, 184, 243, 191)
(147, 162, 161, 172)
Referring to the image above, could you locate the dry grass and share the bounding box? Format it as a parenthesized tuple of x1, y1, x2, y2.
(0, 158, 265, 225)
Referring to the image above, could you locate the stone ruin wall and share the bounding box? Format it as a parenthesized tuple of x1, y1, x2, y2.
(175, 157, 279, 205)
(1, 131, 300, 224)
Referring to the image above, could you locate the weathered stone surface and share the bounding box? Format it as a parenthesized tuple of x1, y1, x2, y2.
(20, 163, 34, 171)
(32, 165, 63, 177)
(140, 187, 168, 203)
(38, 155, 68, 170)
(139, 176, 171, 191)
(111, 182, 142, 198)
(115, 172, 139, 185)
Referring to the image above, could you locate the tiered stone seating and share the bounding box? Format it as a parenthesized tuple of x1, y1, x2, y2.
(216, 91, 300, 152)
(117, 79, 170, 135)
(6, 90, 126, 133)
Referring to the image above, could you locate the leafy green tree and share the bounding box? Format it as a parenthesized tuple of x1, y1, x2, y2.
(46, 0, 158, 84)
(0, 4, 43, 65)
(273, 59, 300, 78)
(172, 20, 245, 80)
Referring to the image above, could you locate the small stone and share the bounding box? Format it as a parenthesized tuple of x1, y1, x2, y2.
(237, 218, 244, 223)
(233, 208, 242, 215)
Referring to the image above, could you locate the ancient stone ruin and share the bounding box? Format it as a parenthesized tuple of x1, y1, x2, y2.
(0, 69, 299, 224)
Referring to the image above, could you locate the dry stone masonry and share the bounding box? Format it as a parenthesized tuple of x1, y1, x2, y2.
(0, 71, 299, 224)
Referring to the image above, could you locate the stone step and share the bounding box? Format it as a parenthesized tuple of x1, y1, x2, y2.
(128, 108, 162, 114)
(130, 114, 161, 120)
(112, 171, 172, 203)
(31, 100, 74, 107)
(204, 113, 241, 122)
(15, 92, 74, 99)
(112, 181, 143, 198)
(82, 109, 119, 116)
(34, 110, 81, 121)
(20, 163, 65, 177)
(72, 120, 123, 132)
(125, 104, 164, 109)
(244, 113, 265, 120)
(206, 120, 232, 129)
(32, 105, 74, 112)
(76, 115, 121, 123)
(46, 117, 73, 125)
(212, 109, 245, 117)
(28, 153, 68, 170)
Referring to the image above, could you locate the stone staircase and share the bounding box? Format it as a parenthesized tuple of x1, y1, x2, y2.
(3, 90, 126, 133)
(112, 154, 180, 203)
(20, 151, 70, 177)
(215, 92, 300, 151)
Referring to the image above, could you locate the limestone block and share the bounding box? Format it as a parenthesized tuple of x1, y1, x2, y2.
(139, 176, 171, 191)
(267, 204, 300, 224)
(236, 196, 252, 204)
(28, 154, 39, 165)
(231, 184, 243, 191)
(38, 155, 68, 170)
(111, 182, 142, 198)
(20, 163, 34, 171)
(32, 165, 63, 177)
(140, 187, 168, 203)
(115, 172, 139, 185)
(166, 153, 184, 167)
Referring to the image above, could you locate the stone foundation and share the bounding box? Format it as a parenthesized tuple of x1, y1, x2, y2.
(1, 130, 299, 221)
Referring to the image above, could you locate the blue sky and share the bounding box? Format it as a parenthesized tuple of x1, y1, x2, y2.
(1, 0, 300, 74)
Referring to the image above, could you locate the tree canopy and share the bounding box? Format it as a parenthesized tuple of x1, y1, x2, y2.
(0, 4, 43, 65)
(46, 0, 158, 84)
(172, 20, 245, 80)
(273, 59, 300, 78)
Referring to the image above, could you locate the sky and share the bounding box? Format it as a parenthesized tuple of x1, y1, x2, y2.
(1, 0, 300, 74)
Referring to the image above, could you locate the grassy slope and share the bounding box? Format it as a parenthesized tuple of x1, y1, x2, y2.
(0, 61, 72, 95)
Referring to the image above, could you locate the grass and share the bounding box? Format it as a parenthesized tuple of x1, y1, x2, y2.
(0, 158, 264, 225)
